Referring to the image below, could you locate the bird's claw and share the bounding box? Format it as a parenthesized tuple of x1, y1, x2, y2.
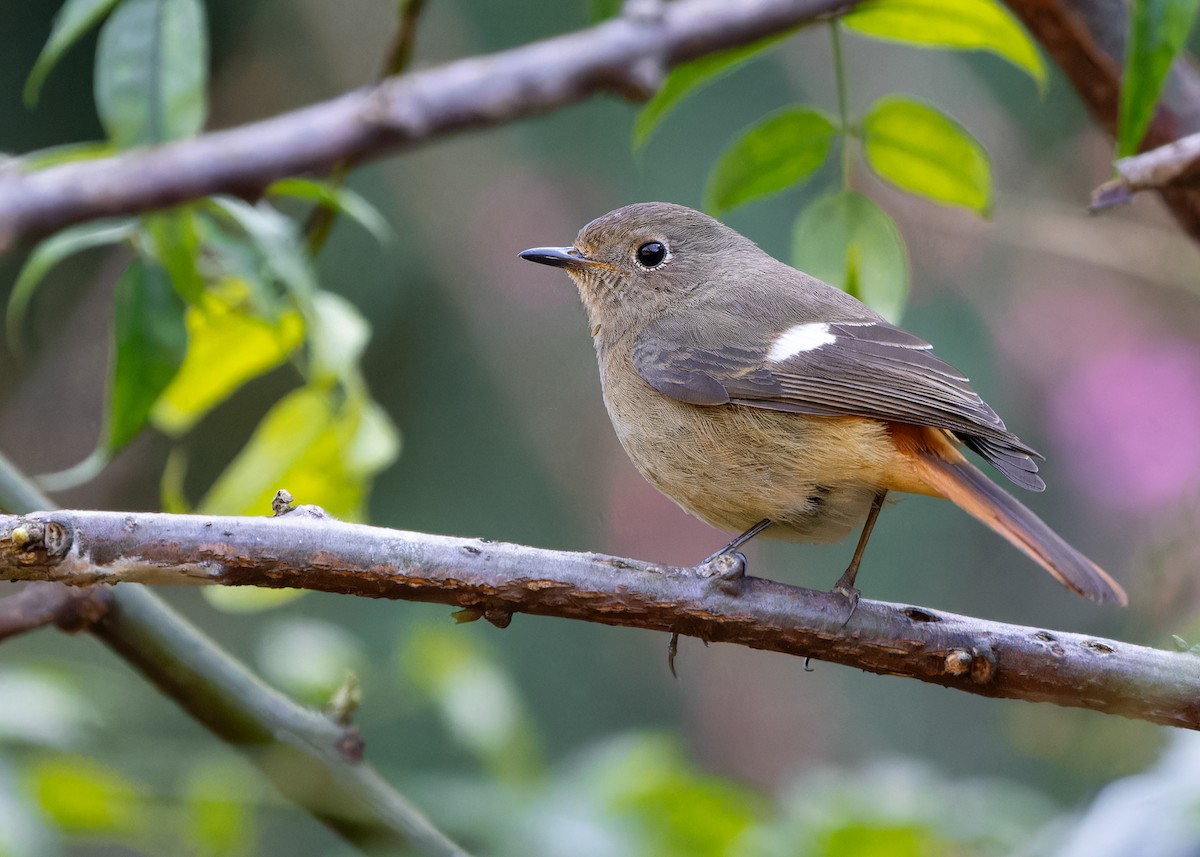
(833, 581, 861, 627)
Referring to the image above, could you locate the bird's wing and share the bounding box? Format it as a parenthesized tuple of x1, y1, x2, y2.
(632, 313, 1046, 491)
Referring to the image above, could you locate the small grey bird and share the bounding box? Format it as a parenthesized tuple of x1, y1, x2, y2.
(520, 202, 1126, 606)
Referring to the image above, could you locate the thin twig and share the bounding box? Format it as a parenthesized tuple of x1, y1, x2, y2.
(0, 0, 857, 251)
(303, 0, 430, 253)
(1092, 131, 1200, 209)
(0, 508, 1190, 730)
(380, 0, 428, 78)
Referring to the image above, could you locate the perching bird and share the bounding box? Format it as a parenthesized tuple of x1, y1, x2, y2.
(520, 202, 1126, 608)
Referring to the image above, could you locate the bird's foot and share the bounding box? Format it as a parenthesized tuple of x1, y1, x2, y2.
(666, 631, 710, 678)
(696, 549, 746, 577)
(831, 568, 861, 627)
(692, 550, 747, 595)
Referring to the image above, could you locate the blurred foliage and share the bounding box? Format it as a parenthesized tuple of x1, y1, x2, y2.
(3, 0, 1200, 855)
(638, 0, 1039, 321)
(860, 95, 992, 215)
(12, 0, 398, 518)
(791, 191, 908, 323)
(842, 0, 1046, 88)
(705, 106, 839, 216)
(633, 33, 794, 151)
(1119, 0, 1200, 156)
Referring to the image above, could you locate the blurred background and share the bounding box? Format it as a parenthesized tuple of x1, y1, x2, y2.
(3, 1, 1200, 854)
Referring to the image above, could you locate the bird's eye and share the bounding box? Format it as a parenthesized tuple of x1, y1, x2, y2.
(636, 241, 668, 269)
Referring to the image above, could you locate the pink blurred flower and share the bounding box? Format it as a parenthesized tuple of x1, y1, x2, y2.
(1051, 341, 1200, 513)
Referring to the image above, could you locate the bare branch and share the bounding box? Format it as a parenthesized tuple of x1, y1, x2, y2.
(0, 455, 468, 857)
(1003, 0, 1200, 245)
(0, 0, 856, 251)
(1092, 131, 1200, 209)
(0, 581, 109, 641)
(95, 584, 469, 857)
(1, 508, 1193, 730)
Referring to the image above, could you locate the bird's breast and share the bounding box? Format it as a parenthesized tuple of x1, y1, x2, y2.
(596, 341, 921, 543)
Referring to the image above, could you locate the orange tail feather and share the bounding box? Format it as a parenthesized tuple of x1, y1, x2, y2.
(899, 429, 1126, 606)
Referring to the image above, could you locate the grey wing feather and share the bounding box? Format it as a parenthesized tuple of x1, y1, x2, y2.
(633, 314, 1047, 492)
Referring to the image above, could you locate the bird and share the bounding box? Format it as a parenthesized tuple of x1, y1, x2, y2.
(519, 202, 1126, 609)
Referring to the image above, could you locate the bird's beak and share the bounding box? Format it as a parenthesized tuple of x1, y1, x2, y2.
(518, 246, 604, 269)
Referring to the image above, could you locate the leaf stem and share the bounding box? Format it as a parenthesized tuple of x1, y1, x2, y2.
(830, 20, 852, 187)
(304, 0, 428, 255)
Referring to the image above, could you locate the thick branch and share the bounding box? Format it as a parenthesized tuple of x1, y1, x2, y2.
(95, 584, 468, 856)
(2, 508, 1194, 730)
(1003, 0, 1200, 244)
(0, 453, 467, 857)
(0, 0, 855, 250)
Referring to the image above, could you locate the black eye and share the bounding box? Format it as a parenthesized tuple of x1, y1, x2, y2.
(636, 241, 668, 268)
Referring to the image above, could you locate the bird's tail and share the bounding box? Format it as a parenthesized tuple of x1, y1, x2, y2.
(903, 430, 1127, 605)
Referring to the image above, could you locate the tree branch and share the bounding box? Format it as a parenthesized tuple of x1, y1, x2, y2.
(0, 454, 468, 857)
(0, 581, 109, 641)
(1092, 131, 1200, 209)
(0, 0, 856, 251)
(1, 507, 1193, 730)
(95, 584, 470, 857)
(1003, 0, 1200, 244)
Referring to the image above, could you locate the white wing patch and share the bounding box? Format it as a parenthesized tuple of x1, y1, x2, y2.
(767, 322, 836, 362)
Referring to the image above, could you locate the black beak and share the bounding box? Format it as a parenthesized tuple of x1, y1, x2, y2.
(518, 246, 594, 269)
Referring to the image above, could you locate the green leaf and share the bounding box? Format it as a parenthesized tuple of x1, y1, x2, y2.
(7, 218, 138, 354)
(633, 32, 791, 149)
(820, 822, 949, 857)
(152, 278, 304, 436)
(705, 106, 838, 214)
(844, 0, 1046, 89)
(584, 735, 759, 857)
(862, 95, 992, 215)
(792, 191, 908, 322)
(1119, 0, 1200, 156)
(308, 291, 370, 385)
(26, 755, 145, 837)
(160, 446, 190, 512)
(192, 212, 281, 317)
(402, 626, 541, 781)
(267, 178, 392, 244)
(94, 0, 208, 147)
(143, 208, 204, 302)
(18, 140, 117, 171)
(203, 586, 307, 613)
(0, 668, 92, 748)
(589, 0, 622, 21)
(256, 618, 365, 703)
(208, 198, 317, 305)
(24, 0, 124, 107)
(184, 758, 258, 857)
(197, 386, 399, 520)
(106, 257, 188, 453)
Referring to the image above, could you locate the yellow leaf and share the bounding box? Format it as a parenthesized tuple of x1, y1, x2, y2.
(152, 278, 304, 436)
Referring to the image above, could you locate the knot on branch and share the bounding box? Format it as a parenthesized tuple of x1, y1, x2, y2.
(4, 516, 74, 565)
(941, 647, 996, 685)
(605, 0, 668, 101)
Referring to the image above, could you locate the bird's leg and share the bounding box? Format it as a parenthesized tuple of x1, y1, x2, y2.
(670, 519, 773, 675)
(700, 518, 773, 566)
(831, 490, 887, 622)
